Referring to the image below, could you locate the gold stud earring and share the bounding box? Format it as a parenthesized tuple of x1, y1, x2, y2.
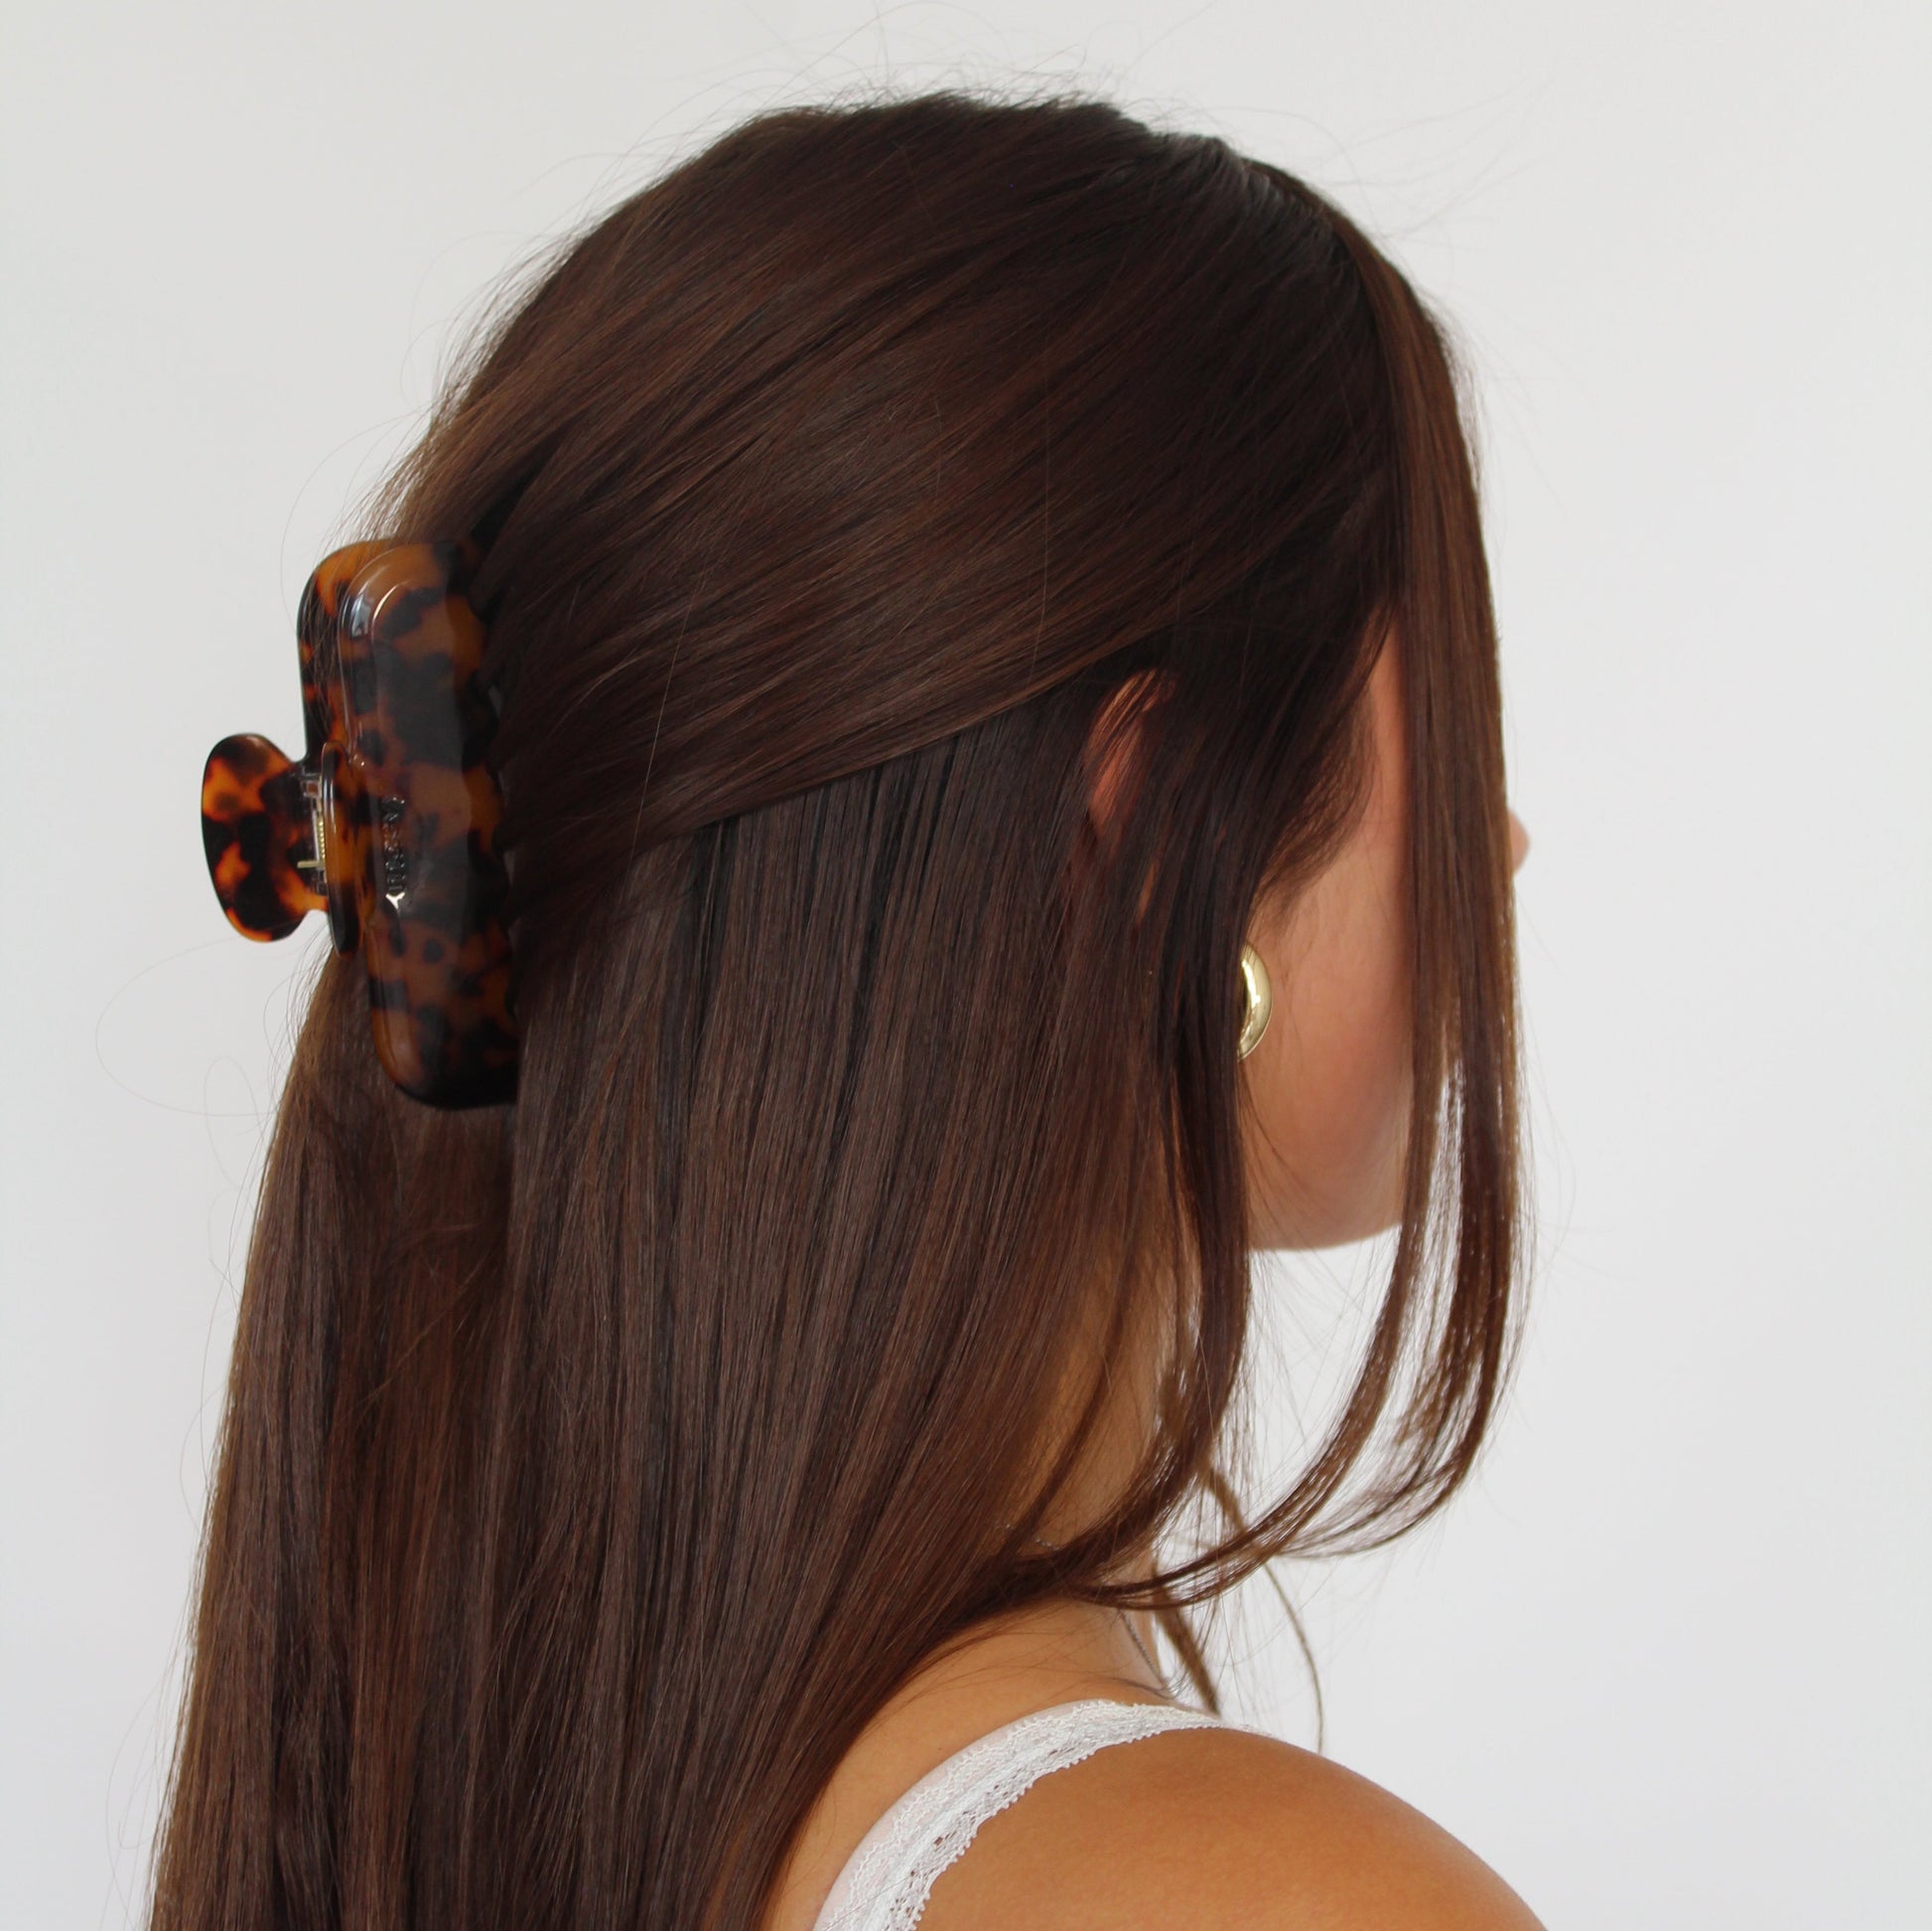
(1237, 941, 1272, 1059)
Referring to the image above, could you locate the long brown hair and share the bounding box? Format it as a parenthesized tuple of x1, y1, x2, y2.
(150, 85, 1527, 1931)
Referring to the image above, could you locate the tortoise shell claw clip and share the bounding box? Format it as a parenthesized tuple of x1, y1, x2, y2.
(200, 535, 517, 1108)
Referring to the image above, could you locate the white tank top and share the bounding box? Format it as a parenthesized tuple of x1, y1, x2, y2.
(809, 1698, 1229, 1931)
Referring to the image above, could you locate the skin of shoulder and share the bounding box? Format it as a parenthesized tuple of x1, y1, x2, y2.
(912, 1724, 1547, 1930)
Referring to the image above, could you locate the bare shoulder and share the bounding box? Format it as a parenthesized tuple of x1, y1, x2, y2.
(917, 1721, 1546, 1930)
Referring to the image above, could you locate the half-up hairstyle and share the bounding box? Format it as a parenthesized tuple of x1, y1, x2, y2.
(150, 84, 1527, 1931)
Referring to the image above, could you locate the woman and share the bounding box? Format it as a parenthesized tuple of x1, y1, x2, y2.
(158, 87, 1539, 1929)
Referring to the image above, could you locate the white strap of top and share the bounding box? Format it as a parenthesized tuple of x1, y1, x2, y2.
(810, 1698, 1227, 1931)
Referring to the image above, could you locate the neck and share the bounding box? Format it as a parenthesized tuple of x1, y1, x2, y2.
(912, 1592, 1170, 1711)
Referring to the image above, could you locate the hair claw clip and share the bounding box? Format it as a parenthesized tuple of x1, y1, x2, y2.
(201, 538, 517, 1108)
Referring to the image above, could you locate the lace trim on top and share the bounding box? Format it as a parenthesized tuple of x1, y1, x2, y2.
(809, 1698, 1227, 1931)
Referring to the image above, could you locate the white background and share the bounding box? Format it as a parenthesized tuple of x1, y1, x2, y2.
(4, 3, 1927, 1926)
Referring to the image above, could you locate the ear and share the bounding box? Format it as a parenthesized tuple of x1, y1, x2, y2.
(1082, 668, 1171, 856)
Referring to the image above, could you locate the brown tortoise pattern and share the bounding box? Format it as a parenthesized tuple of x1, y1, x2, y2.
(200, 538, 517, 1108)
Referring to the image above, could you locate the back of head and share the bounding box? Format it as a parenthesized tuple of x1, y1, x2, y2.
(153, 86, 1523, 1931)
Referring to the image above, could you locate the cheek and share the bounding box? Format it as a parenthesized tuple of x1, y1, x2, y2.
(1241, 833, 1411, 1250)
